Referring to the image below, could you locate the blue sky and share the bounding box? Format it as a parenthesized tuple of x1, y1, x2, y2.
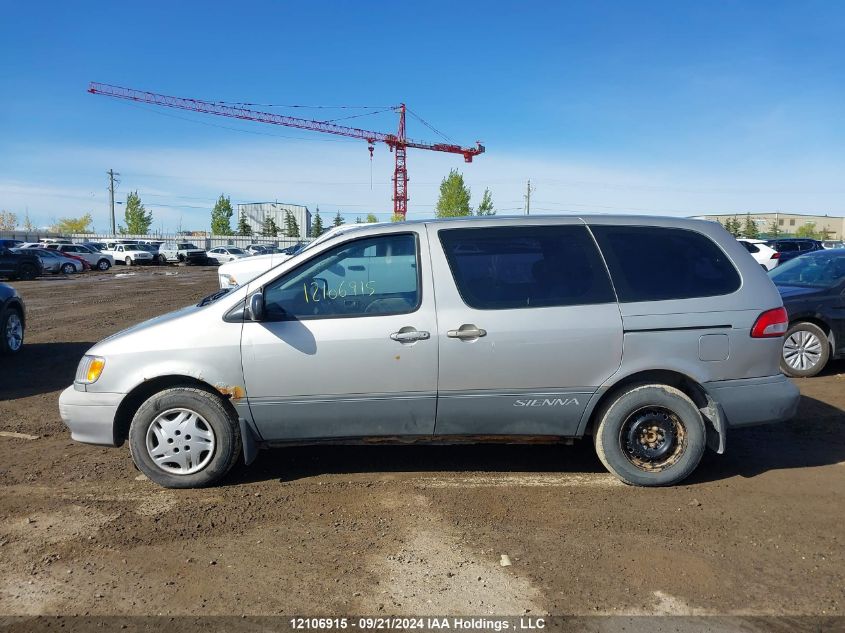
(1, 1, 843, 231)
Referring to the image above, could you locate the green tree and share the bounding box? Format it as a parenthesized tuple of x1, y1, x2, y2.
(390, 213, 405, 222)
(795, 222, 818, 238)
(210, 194, 234, 235)
(311, 207, 325, 237)
(724, 217, 741, 237)
(819, 225, 834, 241)
(332, 210, 345, 227)
(742, 213, 759, 239)
(476, 188, 494, 215)
(236, 210, 252, 236)
(283, 210, 300, 238)
(53, 213, 94, 234)
(120, 191, 153, 235)
(261, 215, 279, 237)
(22, 210, 35, 232)
(366, 213, 378, 223)
(767, 220, 781, 238)
(0, 210, 18, 231)
(435, 169, 472, 217)
(355, 216, 363, 224)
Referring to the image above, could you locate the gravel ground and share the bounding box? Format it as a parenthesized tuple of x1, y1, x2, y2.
(0, 267, 842, 620)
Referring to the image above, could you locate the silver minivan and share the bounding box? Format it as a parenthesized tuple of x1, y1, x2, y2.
(59, 216, 800, 488)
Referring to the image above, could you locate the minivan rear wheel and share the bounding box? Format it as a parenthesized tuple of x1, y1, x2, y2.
(594, 384, 705, 486)
(128, 387, 241, 488)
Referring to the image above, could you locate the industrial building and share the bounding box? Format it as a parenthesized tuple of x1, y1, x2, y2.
(692, 212, 845, 240)
(237, 202, 311, 239)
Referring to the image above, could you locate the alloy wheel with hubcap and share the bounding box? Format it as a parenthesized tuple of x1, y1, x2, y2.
(781, 322, 829, 378)
(61, 263, 75, 274)
(97, 259, 111, 270)
(2, 311, 23, 354)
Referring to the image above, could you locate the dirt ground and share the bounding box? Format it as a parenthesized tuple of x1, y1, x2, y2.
(0, 267, 843, 619)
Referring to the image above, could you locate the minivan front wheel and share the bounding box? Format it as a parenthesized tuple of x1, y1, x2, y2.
(129, 387, 241, 488)
(594, 384, 705, 486)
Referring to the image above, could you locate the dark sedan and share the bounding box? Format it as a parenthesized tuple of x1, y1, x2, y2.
(770, 249, 845, 377)
(764, 238, 823, 264)
(0, 283, 25, 355)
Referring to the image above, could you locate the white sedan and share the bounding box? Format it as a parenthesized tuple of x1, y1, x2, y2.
(206, 247, 249, 264)
(738, 238, 780, 271)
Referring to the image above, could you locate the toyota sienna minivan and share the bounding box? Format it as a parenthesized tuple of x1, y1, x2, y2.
(59, 216, 800, 488)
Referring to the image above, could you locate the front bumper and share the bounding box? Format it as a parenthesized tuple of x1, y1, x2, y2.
(705, 374, 800, 428)
(58, 386, 124, 446)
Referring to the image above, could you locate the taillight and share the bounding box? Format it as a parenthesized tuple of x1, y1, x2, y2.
(771, 252, 780, 259)
(751, 307, 788, 338)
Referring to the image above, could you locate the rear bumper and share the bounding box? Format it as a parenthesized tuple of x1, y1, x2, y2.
(58, 386, 123, 446)
(704, 374, 800, 428)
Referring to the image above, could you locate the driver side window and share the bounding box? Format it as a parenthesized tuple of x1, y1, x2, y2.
(263, 233, 419, 320)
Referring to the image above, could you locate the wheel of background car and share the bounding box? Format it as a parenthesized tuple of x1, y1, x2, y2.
(780, 322, 829, 378)
(158, 254, 167, 265)
(178, 254, 185, 262)
(593, 384, 706, 487)
(128, 387, 242, 488)
(61, 263, 75, 275)
(125, 257, 132, 266)
(0, 307, 24, 355)
(18, 263, 37, 280)
(97, 259, 111, 270)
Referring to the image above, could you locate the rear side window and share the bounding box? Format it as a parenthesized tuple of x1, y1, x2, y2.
(438, 225, 615, 310)
(740, 241, 759, 253)
(590, 225, 740, 302)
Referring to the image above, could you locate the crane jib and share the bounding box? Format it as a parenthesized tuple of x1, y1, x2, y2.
(88, 82, 485, 218)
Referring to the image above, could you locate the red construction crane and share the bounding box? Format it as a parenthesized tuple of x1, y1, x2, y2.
(88, 82, 485, 219)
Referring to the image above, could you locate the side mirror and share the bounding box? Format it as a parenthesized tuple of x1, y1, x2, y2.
(248, 292, 265, 321)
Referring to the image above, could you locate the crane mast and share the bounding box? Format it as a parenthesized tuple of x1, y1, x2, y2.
(88, 82, 484, 218)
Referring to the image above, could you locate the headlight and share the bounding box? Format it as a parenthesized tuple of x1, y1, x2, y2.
(76, 355, 106, 384)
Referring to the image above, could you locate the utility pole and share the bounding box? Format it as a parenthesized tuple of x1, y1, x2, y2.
(108, 169, 120, 236)
(524, 179, 534, 215)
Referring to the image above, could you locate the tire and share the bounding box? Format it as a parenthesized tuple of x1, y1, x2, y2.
(125, 257, 132, 266)
(0, 307, 24, 355)
(780, 321, 829, 378)
(18, 264, 37, 280)
(128, 387, 242, 488)
(593, 384, 706, 487)
(61, 263, 75, 275)
(178, 254, 185, 263)
(158, 254, 167, 265)
(97, 259, 111, 271)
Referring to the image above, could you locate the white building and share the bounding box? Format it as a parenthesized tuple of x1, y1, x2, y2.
(237, 202, 311, 239)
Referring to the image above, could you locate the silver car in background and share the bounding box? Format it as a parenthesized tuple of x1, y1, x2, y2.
(59, 216, 799, 489)
(13, 248, 83, 274)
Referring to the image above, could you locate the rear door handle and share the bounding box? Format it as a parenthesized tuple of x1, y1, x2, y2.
(447, 324, 487, 340)
(390, 329, 430, 342)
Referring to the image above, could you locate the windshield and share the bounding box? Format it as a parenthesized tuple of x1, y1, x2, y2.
(228, 248, 246, 255)
(178, 243, 198, 249)
(769, 251, 845, 288)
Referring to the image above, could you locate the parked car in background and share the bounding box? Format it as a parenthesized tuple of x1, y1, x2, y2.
(738, 238, 780, 271)
(769, 249, 845, 377)
(61, 215, 799, 489)
(217, 226, 344, 288)
(82, 242, 108, 252)
(206, 246, 249, 265)
(0, 239, 23, 249)
(102, 242, 154, 266)
(0, 247, 42, 280)
(0, 282, 25, 355)
(47, 243, 114, 270)
(13, 248, 82, 274)
(158, 241, 208, 265)
(136, 243, 163, 264)
(244, 244, 270, 256)
(822, 240, 845, 250)
(764, 238, 823, 264)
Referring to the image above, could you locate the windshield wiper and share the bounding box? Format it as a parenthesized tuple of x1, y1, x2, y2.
(198, 287, 232, 307)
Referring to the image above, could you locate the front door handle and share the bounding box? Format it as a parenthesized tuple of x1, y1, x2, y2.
(390, 329, 430, 343)
(447, 324, 487, 340)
